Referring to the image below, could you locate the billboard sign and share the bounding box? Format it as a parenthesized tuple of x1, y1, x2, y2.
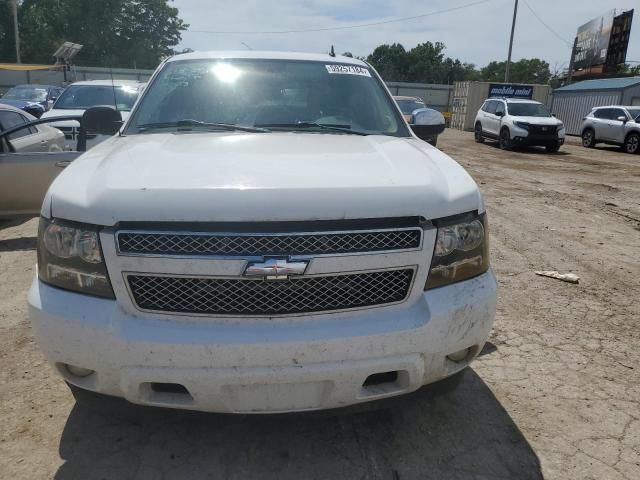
(488, 83, 533, 99)
(572, 10, 615, 69)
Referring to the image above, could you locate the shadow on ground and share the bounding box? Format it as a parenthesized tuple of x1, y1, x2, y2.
(0, 236, 37, 252)
(55, 369, 542, 480)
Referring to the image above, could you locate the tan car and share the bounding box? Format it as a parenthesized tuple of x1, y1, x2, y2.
(0, 104, 81, 219)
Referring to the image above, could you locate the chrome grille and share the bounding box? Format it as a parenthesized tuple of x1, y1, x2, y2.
(117, 229, 421, 257)
(127, 269, 414, 316)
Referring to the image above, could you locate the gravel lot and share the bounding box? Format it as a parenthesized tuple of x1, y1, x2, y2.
(1, 129, 639, 479)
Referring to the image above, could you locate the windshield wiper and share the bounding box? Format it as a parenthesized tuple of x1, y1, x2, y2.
(256, 121, 369, 136)
(137, 119, 270, 133)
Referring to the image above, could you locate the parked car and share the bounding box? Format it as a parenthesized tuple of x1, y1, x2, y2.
(27, 51, 496, 414)
(474, 98, 565, 152)
(0, 84, 64, 118)
(393, 96, 440, 146)
(581, 106, 640, 154)
(41, 79, 144, 149)
(0, 104, 64, 153)
(0, 104, 75, 219)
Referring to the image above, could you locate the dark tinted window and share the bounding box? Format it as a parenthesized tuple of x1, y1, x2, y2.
(495, 101, 505, 115)
(594, 108, 612, 119)
(484, 101, 497, 114)
(609, 108, 626, 121)
(507, 102, 551, 117)
(0, 110, 31, 140)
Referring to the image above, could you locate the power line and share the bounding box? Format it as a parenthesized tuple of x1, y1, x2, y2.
(521, 0, 572, 48)
(189, 0, 490, 35)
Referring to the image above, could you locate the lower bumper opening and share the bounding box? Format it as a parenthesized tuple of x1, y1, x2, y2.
(360, 370, 409, 398)
(141, 382, 194, 406)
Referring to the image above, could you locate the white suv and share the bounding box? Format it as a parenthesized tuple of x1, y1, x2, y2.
(474, 98, 565, 152)
(28, 51, 496, 414)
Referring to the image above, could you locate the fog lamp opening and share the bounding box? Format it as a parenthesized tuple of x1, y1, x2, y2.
(65, 364, 95, 378)
(447, 348, 471, 363)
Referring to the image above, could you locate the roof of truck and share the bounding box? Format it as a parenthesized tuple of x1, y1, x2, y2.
(168, 50, 367, 66)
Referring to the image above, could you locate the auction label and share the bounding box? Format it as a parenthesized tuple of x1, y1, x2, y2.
(325, 65, 371, 77)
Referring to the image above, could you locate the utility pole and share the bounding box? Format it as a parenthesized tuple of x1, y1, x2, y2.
(11, 0, 21, 63)
(504, 0, 518, 83)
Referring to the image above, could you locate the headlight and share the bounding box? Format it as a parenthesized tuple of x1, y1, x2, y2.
(425, 213, 489, 290)
(514, 121, 529, 130)
(557, 123, 565, 132)
(37, 218, 114, 298)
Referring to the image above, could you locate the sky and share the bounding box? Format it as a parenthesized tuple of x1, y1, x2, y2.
(173, 0, 640, 72)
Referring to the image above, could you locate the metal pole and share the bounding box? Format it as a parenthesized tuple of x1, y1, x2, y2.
(505, 0, 518, 83)
(11, 0, 21, 63)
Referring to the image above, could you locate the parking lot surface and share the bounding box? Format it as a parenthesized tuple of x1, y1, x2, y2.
(1, 129, 639, 479)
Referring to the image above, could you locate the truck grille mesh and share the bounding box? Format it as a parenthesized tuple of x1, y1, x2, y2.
(127, 269, 414, 316)
(117, 229, 421, 256)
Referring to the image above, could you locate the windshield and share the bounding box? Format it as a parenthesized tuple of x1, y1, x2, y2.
(53, 85, 140, 111)
(4, 86, 48, 102)
(627, 108, 640, 121)
(507, 102, 551, 117)
(127, 59, 407, 136)
(395, 99, 425, 115)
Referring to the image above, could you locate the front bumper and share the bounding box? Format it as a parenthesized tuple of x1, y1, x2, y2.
(28, 271, 497, 413)
(511, 126, 565, 147)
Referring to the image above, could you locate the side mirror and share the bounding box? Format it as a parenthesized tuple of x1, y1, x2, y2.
(552, 113, 556, 117)
(81, 106, 123, 135)
(410, 108, 446, 141)
(77, 106, 123, 151)
(495, 111, 504, 117)
(617, 115, 627, 123)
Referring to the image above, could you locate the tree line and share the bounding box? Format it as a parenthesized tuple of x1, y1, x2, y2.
(365, 42, 554, 85)
(0, 0, 187, 69)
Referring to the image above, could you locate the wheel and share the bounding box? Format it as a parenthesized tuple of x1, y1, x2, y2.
(499, 128, 512, 150)
(474, 123, 485, 143)
(582, 129, 596, 148)
(546, 143, 561, 153)
(624, 132, 640, 154)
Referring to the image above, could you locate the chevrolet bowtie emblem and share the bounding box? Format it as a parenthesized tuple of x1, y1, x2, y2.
(244, 258, 309, 280)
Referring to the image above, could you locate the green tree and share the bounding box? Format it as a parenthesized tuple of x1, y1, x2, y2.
(0, 1, 15, 63)
(479, 58, 551, 84)
(12, 0, 187, 69)
(367, 42, 479, 84)
(366, 43, 409, 82)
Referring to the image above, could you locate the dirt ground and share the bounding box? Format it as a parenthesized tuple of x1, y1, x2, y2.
(1, 129, 639, 480)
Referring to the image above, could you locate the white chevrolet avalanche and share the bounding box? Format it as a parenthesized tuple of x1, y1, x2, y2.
(28, 51, 497, 413)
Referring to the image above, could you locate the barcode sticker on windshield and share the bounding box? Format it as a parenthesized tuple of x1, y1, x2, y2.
(325, 65, 371, 77)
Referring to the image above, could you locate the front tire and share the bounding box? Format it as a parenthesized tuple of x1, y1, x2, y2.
(499, 128, 512, 150)
(474, 123, 485, 143)
(624, 132, 640, 154)
(582, 129, 596, 148)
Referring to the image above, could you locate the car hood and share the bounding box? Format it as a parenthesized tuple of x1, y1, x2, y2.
(45, 132, 483, 225)
(42, 109, 131, 127)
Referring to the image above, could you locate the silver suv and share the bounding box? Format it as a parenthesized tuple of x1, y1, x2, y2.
(581, 106, 640, 154)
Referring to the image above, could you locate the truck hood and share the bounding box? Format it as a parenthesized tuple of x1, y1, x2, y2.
(45, 132, 483, 225)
